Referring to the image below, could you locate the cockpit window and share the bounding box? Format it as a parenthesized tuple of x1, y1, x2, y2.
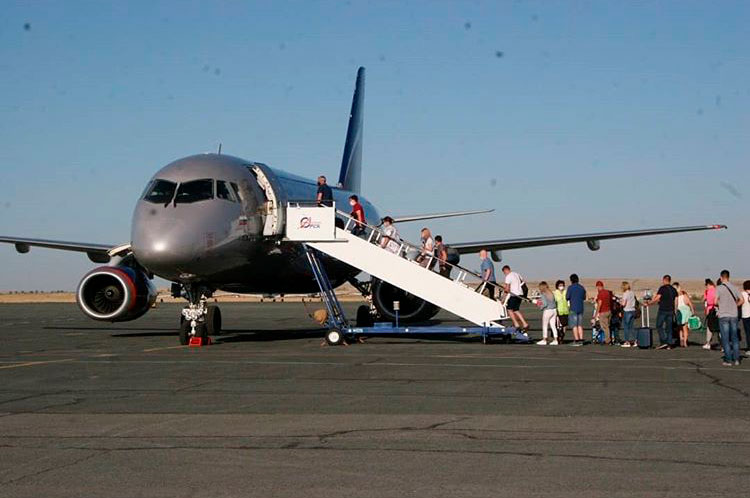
(174, 179, 214, 204)
(230, 182, 242, 202)
(216, 180, 237, 202)
(143, 180, 177, 204)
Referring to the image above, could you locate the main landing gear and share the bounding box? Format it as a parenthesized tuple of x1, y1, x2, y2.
(174, 283, 222, 345)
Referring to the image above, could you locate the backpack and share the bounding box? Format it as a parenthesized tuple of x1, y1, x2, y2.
(610, 293, 623, 317)
(444, 245, 460, 265)
(519, 274, 529, 298)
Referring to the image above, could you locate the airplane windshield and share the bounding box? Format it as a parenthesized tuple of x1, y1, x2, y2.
(143, 180, 177, 204)
(174, 179, 214, 204)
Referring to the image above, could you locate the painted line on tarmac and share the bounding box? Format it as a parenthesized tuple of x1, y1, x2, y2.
(0, 358, 76, 370)
(54, 358, 750, 373)
(142, 345, 186, 353)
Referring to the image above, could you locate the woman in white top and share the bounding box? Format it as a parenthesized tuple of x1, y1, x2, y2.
(536, 282, 559, 346)
(675, 289, 695, 348)
(742, 280, 750, 353)
(379, 216, 402, 255)
(620, 282, 637, 348)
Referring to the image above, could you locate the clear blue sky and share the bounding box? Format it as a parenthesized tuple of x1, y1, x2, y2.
(1, 0, 747, 291)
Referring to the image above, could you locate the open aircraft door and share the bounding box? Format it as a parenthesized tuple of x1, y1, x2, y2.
(249, 163, 287, 237)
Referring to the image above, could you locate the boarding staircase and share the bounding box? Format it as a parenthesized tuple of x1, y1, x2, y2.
(285, 203, 508, 327)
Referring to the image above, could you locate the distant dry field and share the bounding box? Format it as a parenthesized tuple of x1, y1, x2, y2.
(2, 278, 746, 304)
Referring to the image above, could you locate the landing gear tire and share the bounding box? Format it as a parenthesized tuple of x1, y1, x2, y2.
(325, 328, 345, 346)
(356, 305, 374, 328)
(206, 305, 222, 336)
(179, 320, 208, 345)
(179, 320, 191, 345)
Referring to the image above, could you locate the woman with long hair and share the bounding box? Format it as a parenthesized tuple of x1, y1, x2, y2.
(703, 278, 718, 350)
(620, 281, 637, 347)
(675, 289, 695, 348)
(536, 281, 559, 346)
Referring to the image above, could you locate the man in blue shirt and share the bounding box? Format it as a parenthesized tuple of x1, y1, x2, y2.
(316, 175, 333, 206)
(478, 249, 496, 300)
(566, 273, 587, 346)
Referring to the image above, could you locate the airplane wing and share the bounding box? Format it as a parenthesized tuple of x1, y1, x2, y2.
(0, 236, 124, 263)
(391, 209, 494, 224)
(449, 224, 727, 255)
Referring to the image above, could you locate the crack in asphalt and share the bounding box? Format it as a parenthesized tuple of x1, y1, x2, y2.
(0, 450, 107, 485)
(316, 416, 469, 443)
(689, 361, 750, 398)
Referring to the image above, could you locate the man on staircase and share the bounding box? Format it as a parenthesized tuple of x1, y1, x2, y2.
(502, 264, 530, 333)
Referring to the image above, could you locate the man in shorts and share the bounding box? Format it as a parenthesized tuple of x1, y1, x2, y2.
(502, 265, 529, 332)
(566, 273, 587, 346)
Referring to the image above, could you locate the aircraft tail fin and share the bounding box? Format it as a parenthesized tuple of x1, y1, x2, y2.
(338, 67, 365, 193)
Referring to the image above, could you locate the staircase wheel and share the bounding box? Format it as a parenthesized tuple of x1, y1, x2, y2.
(325, 328, 345, 346)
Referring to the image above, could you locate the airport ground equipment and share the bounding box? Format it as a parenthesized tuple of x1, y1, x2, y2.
(287, 203, 528, 345)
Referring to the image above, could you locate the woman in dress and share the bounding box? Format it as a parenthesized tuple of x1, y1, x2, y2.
(675, 289, 695, 348)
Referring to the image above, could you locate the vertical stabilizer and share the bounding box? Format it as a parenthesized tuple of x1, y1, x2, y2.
(338, 67, 365, 193)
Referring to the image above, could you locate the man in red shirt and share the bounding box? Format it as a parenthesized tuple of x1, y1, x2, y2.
(349, 195, 366, 236)
(594, 280, 613, 344)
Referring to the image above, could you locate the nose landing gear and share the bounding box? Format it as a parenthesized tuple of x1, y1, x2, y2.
(175, 284, 222, 345)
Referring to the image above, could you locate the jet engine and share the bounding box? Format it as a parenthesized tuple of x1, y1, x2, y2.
(76, 266, 156, 322)
(371, 279, 440, 323)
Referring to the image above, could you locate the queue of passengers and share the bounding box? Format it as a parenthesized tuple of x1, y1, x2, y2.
(477, 259, 750, 367)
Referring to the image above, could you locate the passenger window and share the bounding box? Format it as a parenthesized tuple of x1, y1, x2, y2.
(216, 181, 237, 202)
(174, 179, 214, 204)
(143, 180, 177, 204)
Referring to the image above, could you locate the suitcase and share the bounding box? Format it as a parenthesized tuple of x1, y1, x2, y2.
(637, 304, 653, 349)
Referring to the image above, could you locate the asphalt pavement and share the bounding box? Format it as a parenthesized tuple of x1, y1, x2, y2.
(0, 302, 748, 497)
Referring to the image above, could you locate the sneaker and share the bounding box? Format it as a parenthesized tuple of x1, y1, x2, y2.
(621, 342, 631, 348)
(549, 340, 559, 346)
(722, 361, 733, 367)
(536, 339, 547, 345)
(744, 351, 750, 358)
(572, 341, 582, 347)
(734, 361, 741, 366)
(702, 343, 711, 350)
(657, 344, 669, 350)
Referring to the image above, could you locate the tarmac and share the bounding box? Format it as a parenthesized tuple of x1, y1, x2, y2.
(0, 301, 749, 497)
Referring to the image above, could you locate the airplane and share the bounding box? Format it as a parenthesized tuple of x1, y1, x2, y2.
(0, 67, 727, 344)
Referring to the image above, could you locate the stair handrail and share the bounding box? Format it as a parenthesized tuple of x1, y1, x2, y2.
(333, 208, 504, 297)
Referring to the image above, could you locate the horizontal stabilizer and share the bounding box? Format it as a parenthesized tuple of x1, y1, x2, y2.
(391, 209, 494, 224)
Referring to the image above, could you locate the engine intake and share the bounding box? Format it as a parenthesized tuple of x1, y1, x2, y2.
(77, 266, 156, 322)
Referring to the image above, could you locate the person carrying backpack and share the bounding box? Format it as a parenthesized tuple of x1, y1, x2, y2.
(715, 270, 745, 366)
(553, 280, 569, 343)
(594, 281, 615, 345)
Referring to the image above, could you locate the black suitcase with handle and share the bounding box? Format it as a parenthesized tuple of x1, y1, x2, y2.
(637, 303, 653, 349)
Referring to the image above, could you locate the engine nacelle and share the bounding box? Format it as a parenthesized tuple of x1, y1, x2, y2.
(371, 279, 440, 323)
(76, 266, 156, 322)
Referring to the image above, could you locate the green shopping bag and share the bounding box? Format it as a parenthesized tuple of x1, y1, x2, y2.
(688, 316, 702, 331)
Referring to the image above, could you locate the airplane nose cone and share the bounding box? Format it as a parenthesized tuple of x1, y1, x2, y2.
(131, 208, 199, 279)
